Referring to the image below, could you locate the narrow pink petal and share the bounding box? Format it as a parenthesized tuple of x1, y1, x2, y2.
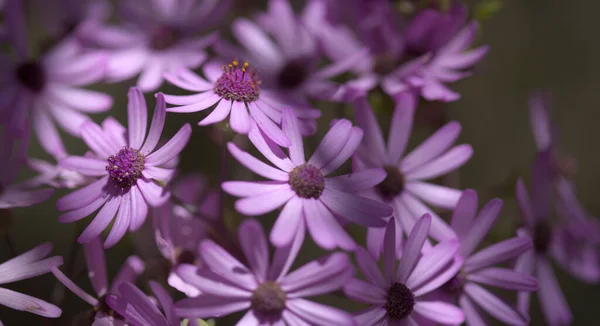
(352, 97, 386, 166)
(401, 193, 457, 242)
(282, 309, 313, 326)
(119, 282, 168, 324)
(0, 188, 55, 209)
(142, 166, 174, 181)
(537, 257, 572, 325)
(127, 88, 148, 149)
(405, 182, 462, 209)
(406, 240, 459, 290)
(383, 218, 400, 282)
(528, 92, 552, 151)
(50, 267, 98, 306)
(232, 18, 283, 67)
(0, 255, 63, 283)
(0, 243, 52, 271)
(460, 295, 487, 325)
(222, 181, 288, 197)
(80, 121, 117, 159)
(199, 240, 257, 291)
(320, 127, 363, 175)
(57, 176, 108, 211)
(145, 124, 192, 166)
(308, 119, 352, 169)
(400, 122, 462, 173)
(468, 267, 538, 292)
(515, 178, 536, 229)
(286, 299, 355, 326)
(164, 67, 213, 92)
(0, 287, 62, 318)
(83, 237, 108, 297)
(104, 195, 132, 248)
(110, 256, 145, 294)
(163, 91, 215, 105)
(198, 99, 231, 126)
(226, 142, 289, 181)
(49, 86, 112, 113)
(320, 189, 390, 227)
(59, 157, 107, 176)
(269, 222, 305, 282)
(343, 278, 386, 305)
(412, 256, 463, 297)
(140, 93, 166, 154)
(175, 296, 250, 318)
(78, 197, 121, 243)
(450, 189, 478, 240)
(397, 214, 431, 283)
(355, 247, 386, 290)
(413, 301, 464, 324)
(234, 186, 295, 216)
(248, 102, 290, 147)
(137, 59, 165, 92)
(514, 247, 535, 316)
(354, 306, 387, 326)
(282, 108, 306, 166)
(366, 225, 386, 262)
(270, 196, 304, 247)
(248, 125, 294, 172)
(102, 117, 127, 149)
(166, 94, 221, 113)
(282, 252, 353, 298)
(304, 199, 356, 250)
(58, 196, 107, 223)
(175, 264, 251, 299)
(238, 219, 269, 282)
(229, 101, 252, 134)
(325, 169, 386, 193)
(459, 199, 503, 257)
(405, 144, 472, 181)
(137, 180, 169, 207)
(149, 281, 178, 326)
(464, 237, 533, 273)
(388, 92, 417, 164)
(32, 104, 67, 158)
(465, 283, 529, 325)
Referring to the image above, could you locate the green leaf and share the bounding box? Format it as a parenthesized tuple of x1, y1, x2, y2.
(474, 0, 503, 22)
(181, 319, 215, 326)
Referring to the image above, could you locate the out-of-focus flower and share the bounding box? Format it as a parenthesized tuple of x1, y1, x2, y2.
(87, 0, 230, 92)
(164, 60, 322, 146)
(153, 174, 220, 297)
(107, 281, 179, 326)
(216, 0, 368, 103)
(0, 242, 63, 320)
(344, 215, 465, 325)
(51, 236, 145, 325)
(353, 93, 471, 257)
(175, 218, 356, 325)
(312, 1, 487, 102)
(440, 189, 536, 325)
(0, 131, 55, 209)
(56, 88, 191, 248)
(0, 0, 112, 156)
(223, 108, 392, 250)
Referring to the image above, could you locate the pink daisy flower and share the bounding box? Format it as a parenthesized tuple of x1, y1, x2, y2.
(353, 93, 472, 257)
(223, 108, 392, 250)
(174, 218, 356, 325)
(1, 0, 111, 156)
(440, 189, 537, 325)
(0, 242, 63, 321)
(163, 60, 321, 147)
(88, 0, 230, 92)
(344, 215, 465, 325)
(51, 236, 145, 325)
(56, 87, 192, 248)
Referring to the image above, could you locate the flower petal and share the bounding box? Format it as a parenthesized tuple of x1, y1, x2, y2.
(59, 157, 107, 176)
(270, 196, 304, 247)
(320, 189, 390, 227)
(397, 214, 431, 283)
(406, 240, 459, 290)
(78, 197, 120, 243)
(140, 93, 167, 154)
(308, 119, 352, 169)
(0, 287, 62, 318)
(464, 236, 533, 272)
(388, 92, 417, 164)
(226, 142, 289, 181)
(468, 267, 538, 292)
(286, 299, 355, 326)
(83, 237, 108, 297)
(304, 198, 356, 250)
(234, 186, 295, 216)
(127, 88, 148, 149)
(343, 278, 386, 305)
(238, 219, 269, 283)
(145, 124, 192, 166)
(199, 240, 257, 291)
(449, 189, 478, 239)
(459, 199, 503, 257)
(401, 121, 462, 173)
(325, 169, 386, 193)
(464, 283, 528, 325)
(405, 144, 472, 181)
(413, 301, 464, 324)
(282, 252, 353, 298)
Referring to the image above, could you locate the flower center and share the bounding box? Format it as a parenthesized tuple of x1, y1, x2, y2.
(534, 222, 552, 253)
(276, 59, 308, 90)
(15, 61, 46, 93)
(213, 60, 261, 103)
(251, 281, 286, 316)
(377, 166, 405, 200)
(105, 147, 145, 189)
(385, 282, 415, 320)
(174, 248, 197, 266)
(149, 25, 181, 50)
(289, 164, 325, 199)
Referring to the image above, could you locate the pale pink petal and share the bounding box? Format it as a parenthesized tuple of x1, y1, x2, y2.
(104, 194, 132, 248)
(248, 102, 290, 147)
(282, 108, 306, 166)
(199, 99, 231, 126)
(400, 122, 462, 173)
(413, 301, 464, 324)
(247, 125, 294, 172)
(140, 93, 167, 154)
(282, 252, 352, 298)
(464, 237, 533, 273)
(227, 143, 289, 181)
(0, 287, 62, 318)
(176, 295, 250, 318)
(320, 189, 390, 227)
(304, 199, 356, 250)
(78, 197, 120, 243)
(354, 247, 386, 290)
(127, 88, 148, 149)
(320, 127, 363, 175)
(449, 189, 478, 239)
(222, 181, 288, 197)
(343, 278, 386, 305)
(388, 92, 417, 164)
(406, 240, 459, 290)
(405, 182, 462, 209)
(234, 186, 295, 216)
(59, 157, 106, 176)
(270, 196, 304, 247)
(467, 267, 538, 292)
(145, 124, 191, 166)
(405, 145, 472, 181)
(308, 119, 352, 169)
(465, 283, 528, 325)
(459, 199, 503, 257)
(238, 219, 269, 282)
(199, 240, 258, 291)
(397, 214, 431, 283)
(286, 299, 355, 326)
(83, 237, 108, 297)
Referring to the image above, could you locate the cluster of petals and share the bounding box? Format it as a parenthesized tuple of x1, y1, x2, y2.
(56, 87, 191, 248)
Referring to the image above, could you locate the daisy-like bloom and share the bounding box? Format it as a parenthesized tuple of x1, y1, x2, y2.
(164, 59, 321, 147)
(51, 236, 145, 325)
(353, 93, 472, 257)
(0, 0, 111, 155)
(311, 1, 487, 102)
(514, 156, 574, 325)
(344, 215, 465, 325)
(56, 88, 192, 248)
(107, 281, 180, 326)
(440, 189, 537, 325)
(88, 0, 230, 92)
(0, 130, 55, 208)
(174, 218, 356, 325)
(215, 0, 369, 102)
(0, 242, 63, 321)
(153, 174, 220, 297)
(223, 108, 392, 250)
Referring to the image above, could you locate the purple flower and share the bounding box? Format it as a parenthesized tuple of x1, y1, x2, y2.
(153, 174, 220, 297)
(223, 108, 392, 250)
(215, 0, 368, 102)
(441, 189, 537, 325)
(1, 0, 111, 156)
(353, 93, 472, 257)
(56, 87, 192, 248)
(88, 0, 230, 92)
(344, 215, 465, 325)
(107, 281, 179, 326)
(514, 171, 574, 325)
(24, 155, 92, 190)
(0, 131, 55, 208)
(51, 236, 145, 325)
(174, 218, 356, 325)
(0, 242, 63, 320)
(163, 60, 321, 147)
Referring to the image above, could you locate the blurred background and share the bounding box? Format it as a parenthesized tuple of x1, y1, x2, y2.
(1, 0, 600, 325)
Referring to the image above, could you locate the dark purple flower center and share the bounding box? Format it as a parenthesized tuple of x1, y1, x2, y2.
(534, 222, 552, 253)
(251, 281, 287, 316)
(277, 59, 308, 90)
(213, 60, 261, 103)
(15, 61, 46, 93)
(385, 282, 415, 320)
(377, 166, 405, 200)
(105, 147, 145, 189)
(289, 164, 325, 199)
(149, 25, 181, 50)
(174, 248, 197, 266)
